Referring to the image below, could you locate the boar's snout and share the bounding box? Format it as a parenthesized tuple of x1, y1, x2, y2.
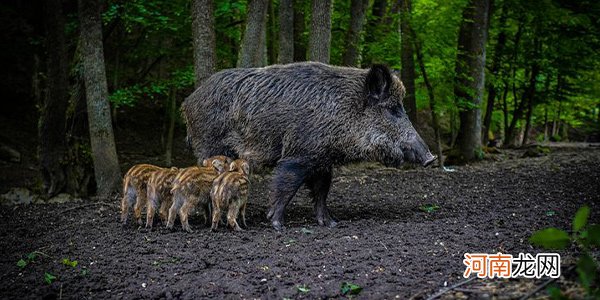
(405, 135, 436, 167)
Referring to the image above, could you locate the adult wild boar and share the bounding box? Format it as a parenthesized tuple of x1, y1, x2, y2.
(183, 62, 436, 230)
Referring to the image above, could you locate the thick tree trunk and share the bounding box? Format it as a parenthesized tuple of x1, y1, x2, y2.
(293, 0, 306, 61)
(412, 28, 444, 168)
(482, 4, 508, 145)
(454, 0, 490, 161)
(308, 0, 332, 63)
(400, 0, 417, 123)
(278, 0, 294, 64)
(238, 0, 269, 68)
(39, 0, 69, 197)
(268, 0, 277, 64)
(342, 0, 369, 67)
(501, 80, 509, 142)
(192, 0, 216, 87)
(79, 0, 121, 198)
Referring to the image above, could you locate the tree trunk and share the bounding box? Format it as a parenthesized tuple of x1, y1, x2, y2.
(501, 80, 509, 142)
(342, 0, 369, 67)
(268, 0, 277, 64)
(482, 3, 508, 145)
(506, 63, 539, 146)
(293, 0, 306, 61)
(79, 0, 121, 198)
(238, 0, 269, 68)
(454, 0, 490, 161)
(412, 28, 444, 168)
(308, 0, 332, 63)
(192, 0, 216, 86)
(165, 88, 176, 166)
(400, 0, 417, 123)
(278, 0, 294, 64)
(39, 0, 69, 197)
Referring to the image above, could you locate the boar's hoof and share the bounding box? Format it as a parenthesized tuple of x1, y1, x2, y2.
(317, 211, 338, 228)
(271, 220, 284, 231)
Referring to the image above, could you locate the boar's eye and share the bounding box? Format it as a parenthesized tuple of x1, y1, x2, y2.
(389, 105, 405, 117)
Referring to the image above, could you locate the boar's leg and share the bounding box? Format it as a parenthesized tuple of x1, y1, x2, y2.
(266, 158, 309, 230)
(306, 170, 337, 228)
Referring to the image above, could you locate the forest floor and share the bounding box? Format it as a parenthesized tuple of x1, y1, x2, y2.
(0, 146, 598, 299)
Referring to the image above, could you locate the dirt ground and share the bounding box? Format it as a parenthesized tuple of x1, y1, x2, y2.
(0, 147, 598, 299)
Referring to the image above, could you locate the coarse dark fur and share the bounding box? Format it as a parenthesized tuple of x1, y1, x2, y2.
(183, 62, 435, 230)
(210, 159, 251, 232)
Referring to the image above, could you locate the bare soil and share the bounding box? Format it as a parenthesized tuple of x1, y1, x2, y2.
(0, 148, 598, 299)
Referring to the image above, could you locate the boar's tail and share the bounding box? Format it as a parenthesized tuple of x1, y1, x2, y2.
(122, 176, 131, 196)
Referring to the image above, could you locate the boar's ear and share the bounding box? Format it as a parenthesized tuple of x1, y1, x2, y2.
(365, 64, 392, 106)
(212, 159, 225, 173)
(229, 161, 237, 172)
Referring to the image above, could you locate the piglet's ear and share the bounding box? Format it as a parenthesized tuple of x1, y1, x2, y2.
(201, 159, 209, 167)
(229, 161, 237, 172)
(365, 64, 392, 106)
(241, 162, 250, 175)
(212, 159, 225, 173)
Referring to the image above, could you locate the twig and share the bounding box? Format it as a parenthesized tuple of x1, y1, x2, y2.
(426, 277, 476, 300)
(60, 201, 115, 214)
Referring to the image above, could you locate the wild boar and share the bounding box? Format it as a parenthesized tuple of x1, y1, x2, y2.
(167, 156, 231, 232)
(210, 159, 250, 231)
(182, 62, 436, 230)
(120, 164, 162, 225)
(145, 167, 180, 229)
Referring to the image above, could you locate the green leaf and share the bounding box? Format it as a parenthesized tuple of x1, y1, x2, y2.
(26, 252, 38, 261)
(420, 204, 440, 213)
(529, 228, 570, 249)
(587, 224, 600, 247)
(81, 268, 89, 276)
(44, 272, 56, 284)
(545, 210, 556, 217)
(573, 205, 590, 232)
(16, 259, 27, 268)
(576, 253, 597, 290)
(62, 258, 78, 268)
(297, 285, 310, 293)
(341, 282, 363, 296)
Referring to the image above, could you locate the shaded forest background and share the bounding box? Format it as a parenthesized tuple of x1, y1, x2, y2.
(0, 0, 599, 198)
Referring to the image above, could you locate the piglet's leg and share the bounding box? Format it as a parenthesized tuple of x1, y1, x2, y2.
(267, 158, 308, 231)
(306, 170, 337, 228)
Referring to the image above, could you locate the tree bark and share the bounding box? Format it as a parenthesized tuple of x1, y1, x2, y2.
(278, 0, 294, 64)
(39, 0, 69, 197)
(400, 0, 417, 123)
(238, 0, 269, 68)
(506, 63, 539, 146)
(293, 0, 306, 61)
(342, 0, 369, 67)
(192, 0, 216, 87)
(268, 0, 277, 64)
(412, 28, 444, 168)
(454, 0, 490, 161)
(482, 3, 508, 145)
(165, 88, 176, 166)
(308, 0, 333, 63)
(79, 0, 121, 198)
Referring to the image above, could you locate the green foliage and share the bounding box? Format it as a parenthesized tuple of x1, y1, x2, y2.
(297, 284, 310, 293)
(16, 259, 27, 268)
(529, 228, 570, 249)
(340, 282, 363, 296)
(61, 258, 78, 268)
(530, 205, 599, 297)
(44, 272, 56, 284)
(419, 204, 440, 213)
